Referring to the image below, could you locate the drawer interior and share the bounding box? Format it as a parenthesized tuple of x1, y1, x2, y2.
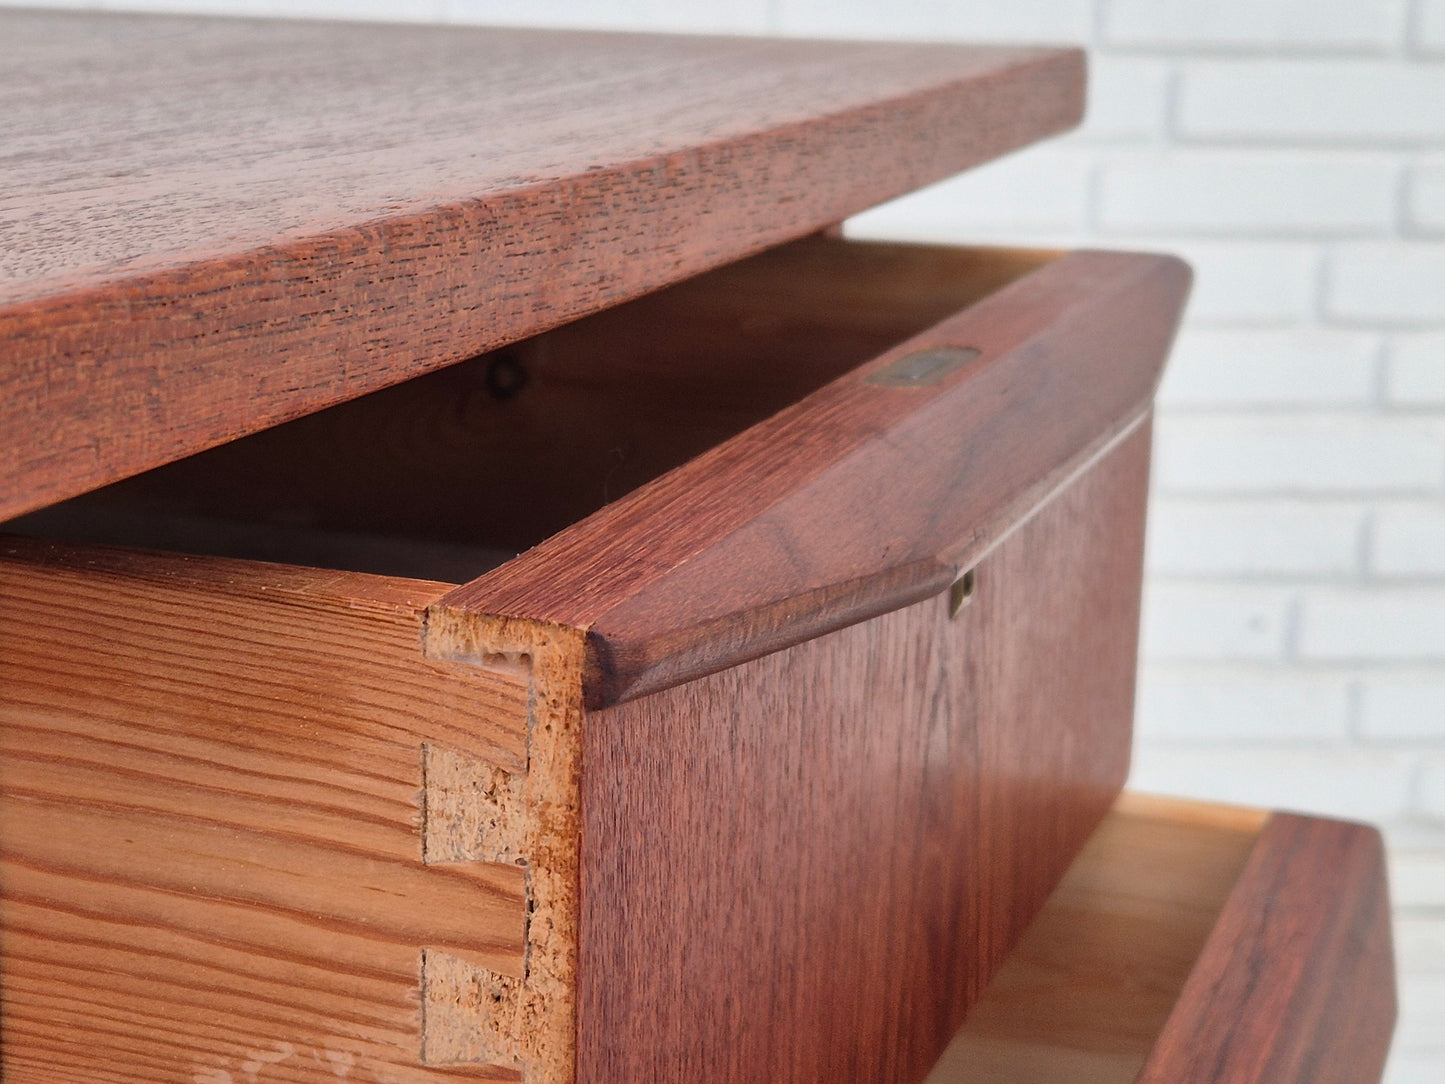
(2, 237, 1054, 582)
(927, 795, 1267, 1083)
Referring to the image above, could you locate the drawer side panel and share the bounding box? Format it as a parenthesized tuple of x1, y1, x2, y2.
(0, 547, 536, 1082)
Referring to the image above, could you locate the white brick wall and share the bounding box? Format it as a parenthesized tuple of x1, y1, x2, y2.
(1300, 589, 1445, 660)
(1145, 500, 1363, 576)
(1419, 0, 1445, 53)
(1328, 243, 1445, 322)
(1158, 329, 1378, 408)
(1409, 161, 1445, 232)
(1153, 415, 1445, 494)
(1141, 584, 1293, 661)
(1388, 333, 1445, 403)
(1179, 61, 1445, 142)
(1375, 507, 1445, 575)
(1098, 152, 1398, 235)
(5, 0, 1443, 1076)
(1103, 0, 1406, 50)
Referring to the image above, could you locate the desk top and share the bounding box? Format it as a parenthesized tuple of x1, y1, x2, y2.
(0, 11, 1082, 520)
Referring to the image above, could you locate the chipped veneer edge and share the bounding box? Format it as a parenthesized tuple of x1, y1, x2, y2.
(421, 609, 586, 1084)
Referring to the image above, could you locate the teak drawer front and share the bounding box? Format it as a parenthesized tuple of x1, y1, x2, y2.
(931, 794, 1397, 1084)
(0, 238, 1190, 1083)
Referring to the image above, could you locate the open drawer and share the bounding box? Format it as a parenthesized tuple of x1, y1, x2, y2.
(0, 236, 1190, 1083)
(929, 794, 1398, 1084)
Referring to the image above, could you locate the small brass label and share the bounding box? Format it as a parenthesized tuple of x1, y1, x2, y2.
(865, 346, 981, 388)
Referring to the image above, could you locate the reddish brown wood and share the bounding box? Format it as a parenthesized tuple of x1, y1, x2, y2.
(5, 239, 1055, 572)
(1134, 813, 1397, 1084)
(0, 10, 1084, 521)
(576, 424, 1154, 1084)
(436, 246, 1190, 706)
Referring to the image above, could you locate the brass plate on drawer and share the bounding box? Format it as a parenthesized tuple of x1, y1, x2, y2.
(866, 346, 981, 387)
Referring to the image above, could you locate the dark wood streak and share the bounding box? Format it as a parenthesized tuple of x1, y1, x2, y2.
(0, 10, 1084, 520)
(1135, 813, 1397, 1084)
(433, 249, 1191, 707)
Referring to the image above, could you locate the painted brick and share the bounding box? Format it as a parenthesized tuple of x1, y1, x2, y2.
(1374, 507, 1445, 576)
(1395, 975, 1445, 1051)
(1420, 0, 1445, 54)
(1146, 500, 1362, 577)
(1299, 588, 1445, 660)
(1386, 1051, 1445, 1084)
(1163, 240, 1319, 323)
(1100, 152, 1396, 235)
(1360, 677, 1445, 740)
(1179, 61, 1445, 142)
(1393, 845, 1445, 906)
(1158, 328, 1378, 408)
(1153, 415, 1445, 496)
(1387, 334, 1445, 405)
(1076, 56, 1171, 142)
(82, 0, 449, 18)
(1408, 163, 1445, 232)
(1327, 243, 1445, 323)
(1421, 757, 1445, 820)
(1136, 668, 1351, 741)
(1139, 584, 1292, 662)
(1104, 0, 1405, 51)
(773, 0, 1094, 42)
(449, 0, 770, 31)
(1128, 746, 1417, 820)
(1394, 916, 1445, 971)
(845, 148, 1091, 240)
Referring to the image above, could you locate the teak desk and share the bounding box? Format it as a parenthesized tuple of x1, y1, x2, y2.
(0, 11, 1396, 1084)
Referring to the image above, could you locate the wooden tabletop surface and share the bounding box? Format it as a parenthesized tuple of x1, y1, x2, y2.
(0, 11, 1083, 520)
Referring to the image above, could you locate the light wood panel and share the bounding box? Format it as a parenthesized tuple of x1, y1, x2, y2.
(929, 795, 1396, 1084)
(0, 11, 1084, 519)
(0, 538, 544, 1082)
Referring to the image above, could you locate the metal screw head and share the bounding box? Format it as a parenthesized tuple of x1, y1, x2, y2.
(949, 568, 977, 618)
(484, 350, 529, 401)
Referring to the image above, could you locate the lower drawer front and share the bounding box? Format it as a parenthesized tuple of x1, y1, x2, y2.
(930, 793, 1397, 1084)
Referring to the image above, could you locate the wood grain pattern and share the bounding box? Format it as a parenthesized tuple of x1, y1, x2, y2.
(0, 10, 1084, 520)
(929, 797, 1396, 1084)
(0, 537, 549, 1082)
(6, 239, 1054, 574)
(434, 245, 1190, 706)
(575, 424, 1153, 1084)
(928, 795, 1268, 1083)
(1135, 812, 1397, 1084)
(2, 237, 1185, 1083)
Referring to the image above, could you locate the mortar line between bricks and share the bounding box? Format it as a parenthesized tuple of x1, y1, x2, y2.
(1372, 332, 1394, 407)
(1095, 44, 1419, 60)
(1161, 59, 1182, 142)
(1398, 153, 1419, 236)
(1089, 0, 1107, 45)
(1171, 135, 1445, 152)
(1406, 0, 1427, 55)
(1359, 506, 1378, 580)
